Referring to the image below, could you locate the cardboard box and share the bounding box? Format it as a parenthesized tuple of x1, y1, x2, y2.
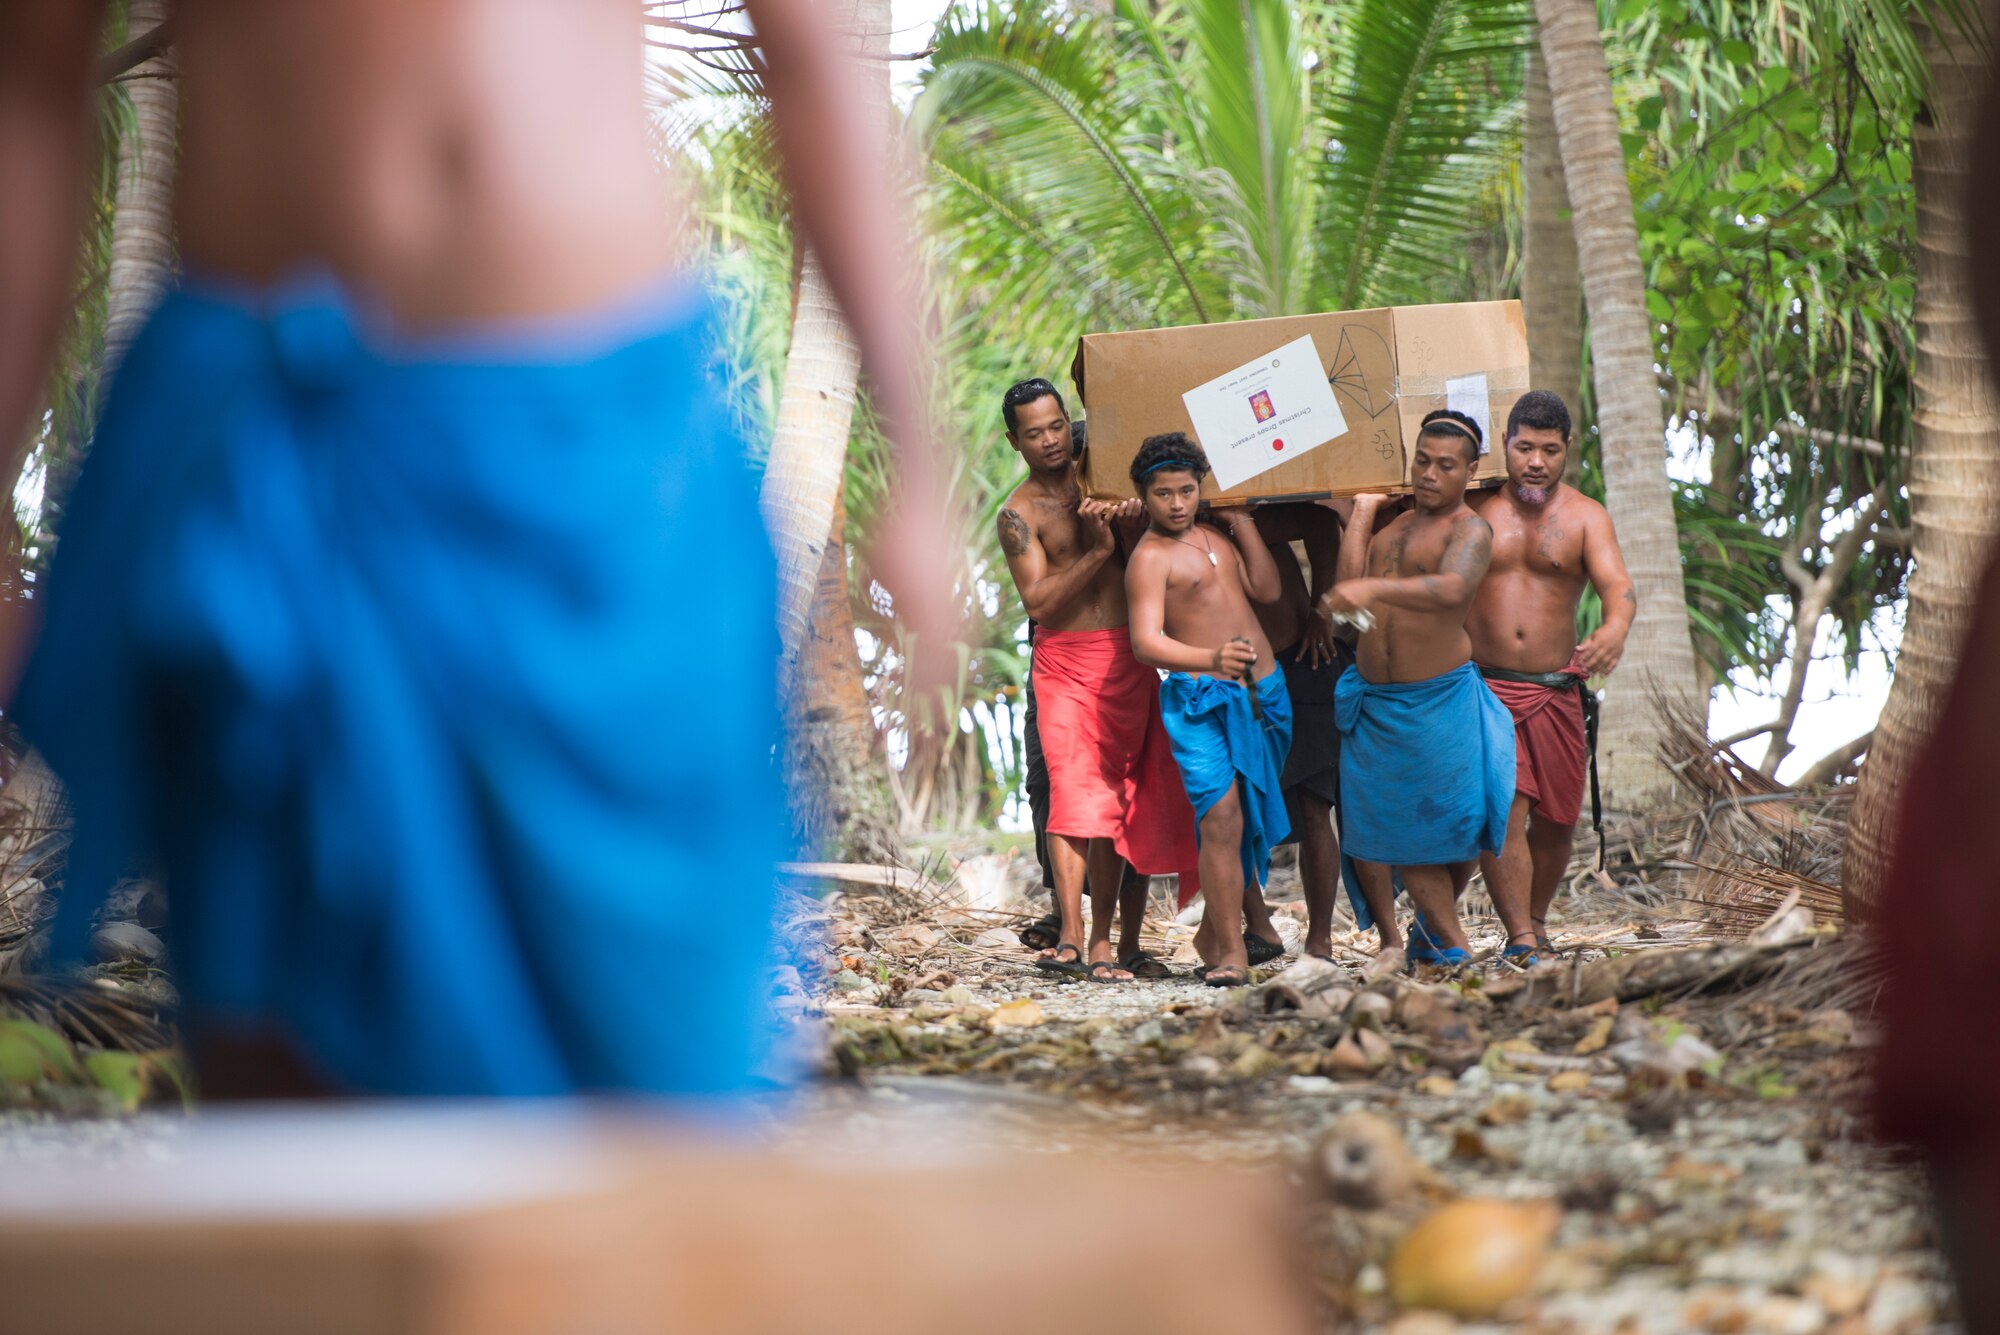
(0, 1105, 1315, 1335)
(1073, 299, 1529, 502)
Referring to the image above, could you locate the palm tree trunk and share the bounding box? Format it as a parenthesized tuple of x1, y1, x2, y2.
(1532, 0, 1703, 807)
(1844, 12, 2000, 911)
(789, 488, 903, 861)
(12, 2, 180, 820)
(763, 248, 864, 689)
(759, 0, 901, 856)
(1520, 45, 1583, 468)
(104, 0, 179, 372)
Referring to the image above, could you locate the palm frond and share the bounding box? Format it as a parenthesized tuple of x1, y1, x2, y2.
(913, 1, 1218, 325)
(1313, 0, 1535, 311)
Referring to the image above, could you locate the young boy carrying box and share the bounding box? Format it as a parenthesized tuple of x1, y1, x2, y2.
(1123, 434, 1292, 988)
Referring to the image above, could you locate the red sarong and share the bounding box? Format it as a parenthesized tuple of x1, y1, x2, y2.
(1031, 626, 1200, 890)
(1479, 651, 1588, 826)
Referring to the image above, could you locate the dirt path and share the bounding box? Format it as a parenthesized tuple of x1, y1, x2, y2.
(786, 867, 1952, 1334)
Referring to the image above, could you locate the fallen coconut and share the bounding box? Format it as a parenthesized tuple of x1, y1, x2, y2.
(1389, 1198, 1559, 1318)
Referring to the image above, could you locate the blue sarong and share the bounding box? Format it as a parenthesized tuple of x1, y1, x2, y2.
(1334, 660, 1514, 867)
(14, 273, 789, 1098)
(1158, 670, 1292, 890)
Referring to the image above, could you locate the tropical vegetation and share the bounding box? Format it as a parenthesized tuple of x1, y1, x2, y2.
(22, 1, 1998, 895)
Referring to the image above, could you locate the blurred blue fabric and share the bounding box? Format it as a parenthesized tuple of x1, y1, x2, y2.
(15, 273, 789, 1097)
(1334, 660, 1514, 868)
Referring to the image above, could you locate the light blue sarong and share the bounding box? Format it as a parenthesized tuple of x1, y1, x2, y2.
(1334, 660, 1514, 867)
(1159, 670, 1292, 890)
(15, 272, 789, 1098)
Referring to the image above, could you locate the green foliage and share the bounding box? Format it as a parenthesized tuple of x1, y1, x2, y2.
(653, 0, 1950, 818)
(1615, 0, 1919, 679)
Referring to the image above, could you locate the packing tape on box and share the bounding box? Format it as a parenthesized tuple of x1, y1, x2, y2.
(1389, 365, 1531, 453)
(1387, 365, 1533, 402)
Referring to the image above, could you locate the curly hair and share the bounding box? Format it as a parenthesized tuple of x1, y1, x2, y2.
(1504, 389, 1572, 444)
(1129, 431, 1211, 487)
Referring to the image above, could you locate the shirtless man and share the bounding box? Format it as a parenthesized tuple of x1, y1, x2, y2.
(0, 1, 952, 1096)
(1469, 391, 1636, 959)
(1323, 411, 1515, 969)
(1124, 434, 1291, 989)
(997, 383, 1196, 983)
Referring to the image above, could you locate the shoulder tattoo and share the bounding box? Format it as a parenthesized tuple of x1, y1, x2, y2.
(998, 508, 1031, 558)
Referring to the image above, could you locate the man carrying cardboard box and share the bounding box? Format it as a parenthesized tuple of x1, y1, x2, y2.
(997, 381, 1197, 982)
(1248, 503, 1351, 963)
(1469, 391, 1636, 961)
(1321, 411, 1515, 969)
(1124, 434, 1292, 989)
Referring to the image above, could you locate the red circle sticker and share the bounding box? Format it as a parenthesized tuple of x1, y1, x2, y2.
(1272, 439, 1286, 451)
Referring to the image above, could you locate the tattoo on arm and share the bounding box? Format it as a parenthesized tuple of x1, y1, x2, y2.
(998, 508, 1030, 559)
(1622, 587, 1637, 606)
(1441, 517, 1494, 586)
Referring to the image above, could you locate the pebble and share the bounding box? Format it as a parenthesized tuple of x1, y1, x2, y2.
(88, 922, 164, 966)
(830, 969, 867, 992)
(1456, 1064, 1493, 1093)
(941, 985, 975, 1005)
(1286, 1075, 1337, 1095)
(1132, 1020, 1166, 1045)
(1749, 1295, 1824, 1334)
(1863, 1274, 1932, 1332)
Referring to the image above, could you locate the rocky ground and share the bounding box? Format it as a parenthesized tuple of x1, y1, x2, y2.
(778, 843, 1955, 1334)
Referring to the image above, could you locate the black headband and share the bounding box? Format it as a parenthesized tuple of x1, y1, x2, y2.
(1421, 419, 1481, 446)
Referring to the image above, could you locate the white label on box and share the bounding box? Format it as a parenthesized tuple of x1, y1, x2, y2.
(1180, 335, 1348, 491)
(1444, 373, 1491, 453)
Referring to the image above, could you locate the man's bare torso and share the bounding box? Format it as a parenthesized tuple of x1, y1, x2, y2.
(175, 0, 678, 325)
(1358, 508, 1485, 683)
(1002, 477, 1129, 632)
(1468, 485, 1596, 674)
(1140, 524, 1275, 679)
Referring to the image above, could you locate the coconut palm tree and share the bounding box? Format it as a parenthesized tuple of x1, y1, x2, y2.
(1519, 46, 1582, 472)
(915, 0, 1534, 345)
(1844, 5, 2000, 908)
(102, 0, 178, 373)
(1530, 0, 1703, 805)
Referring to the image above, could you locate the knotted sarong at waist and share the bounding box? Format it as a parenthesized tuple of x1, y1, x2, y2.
(1334, 660, 1514, 866)
(1159, 670, 1292, 903)
(1030, 627, 1199, 886)
(15, 273, 789, 1098)
(1479, 652, 1589, 826)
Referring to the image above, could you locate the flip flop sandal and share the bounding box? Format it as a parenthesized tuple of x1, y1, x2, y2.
(1405, 915, 1447, 966)
(1202, 964, 1250, 988)
(1501, 944, 1540, 969)
(1034, 944, 1086, 978)
(1119, 952, 1175, 980)
(1244, 932, 1285, 966)
(1084, 960, 1132, 984)
(1412, 947, 1471, 971)
(1018, 913, 1063, 952)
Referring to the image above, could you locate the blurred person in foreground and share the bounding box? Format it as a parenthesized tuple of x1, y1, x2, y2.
(1468, 391, 1636, 966)
(1876, 34, 2000, 1328)
(0, 1, 956, 1097)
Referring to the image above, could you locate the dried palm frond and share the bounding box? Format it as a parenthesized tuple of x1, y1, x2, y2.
(0, 976, 175, 1054)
